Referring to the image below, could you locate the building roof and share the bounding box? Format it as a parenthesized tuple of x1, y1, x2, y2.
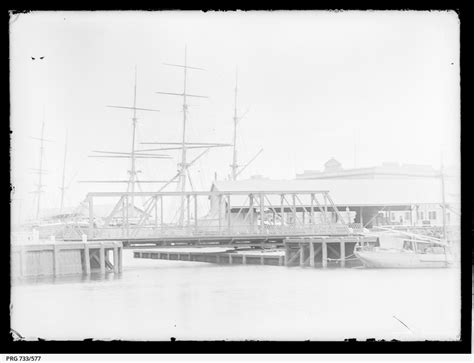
(212, 177, 459, 207)
(296, 159, 443, 180)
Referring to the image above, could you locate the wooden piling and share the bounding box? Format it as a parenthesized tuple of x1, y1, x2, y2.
(242, 255, 247, 265)
(299, 244, 305, 266)
(229, 254, 233, 264)
(113, 247, 119, 273)
(309, 241, 315, 268)
(84, 244, 91, 275)
(322, 240, 328, 268)
(99, 245, 105, 274)
(53, 244, 60, 276)
(340, 241, 346, 268)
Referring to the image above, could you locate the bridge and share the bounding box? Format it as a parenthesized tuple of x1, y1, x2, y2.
(60, 189, 364, 248)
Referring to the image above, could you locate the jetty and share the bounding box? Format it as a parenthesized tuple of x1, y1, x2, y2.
(11, 235, 123, 278)
(134, 249, 285, 266)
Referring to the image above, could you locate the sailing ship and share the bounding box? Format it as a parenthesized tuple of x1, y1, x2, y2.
(354, 228, 454, 268)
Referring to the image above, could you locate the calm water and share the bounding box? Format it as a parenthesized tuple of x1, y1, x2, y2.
(11, 250, 461, 341)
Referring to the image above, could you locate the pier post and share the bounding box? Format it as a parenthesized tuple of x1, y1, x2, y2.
(53, 244, 60, 277)
(229, 254, 233, 264)
(99, 244, 106, 274)
(279, 255, 283, 266)
(340, 241, 346, 268)
(242, 255, 247, 265)
(299, 244, 304, 266)
(260, 256, 264, 265)
(309, 241, 315, 268)
(322, 240, 328, 268)
(113, 247, 119, 273)
(84, 245, 91, 275)
(118, 246, 123, 272)
(284, 245, 289, 266)
(83, 235, 91, 275)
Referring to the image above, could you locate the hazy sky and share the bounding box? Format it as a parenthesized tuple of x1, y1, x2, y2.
(10, 11, 460, 221)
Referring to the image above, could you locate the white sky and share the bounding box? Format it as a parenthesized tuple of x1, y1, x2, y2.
(10, 10, 460, 222)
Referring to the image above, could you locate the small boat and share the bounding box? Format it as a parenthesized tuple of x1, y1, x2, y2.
(354, 229, 453, 268)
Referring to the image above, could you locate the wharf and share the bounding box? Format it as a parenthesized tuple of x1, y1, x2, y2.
(134, 249, 285, 266)
(133, 235, 378, 268)
(11, 238, 123, 278)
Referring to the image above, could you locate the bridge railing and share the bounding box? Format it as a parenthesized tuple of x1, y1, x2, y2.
(62, 223, 352, 240)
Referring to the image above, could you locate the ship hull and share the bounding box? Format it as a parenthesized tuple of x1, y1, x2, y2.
(354, 249, 451, 268)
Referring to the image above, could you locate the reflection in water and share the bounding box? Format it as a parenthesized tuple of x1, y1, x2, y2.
(11, 250, 460, 341)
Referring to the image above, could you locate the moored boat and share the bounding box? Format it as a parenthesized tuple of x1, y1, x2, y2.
(354, 229, 453, 268)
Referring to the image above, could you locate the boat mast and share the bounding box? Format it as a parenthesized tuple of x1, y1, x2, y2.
(129, 66, 139, 217)
(35, 120, 46, 220)
(231, 70, 239, 181)
(179, 46, 189, 225)
(227, 71, 262, 181)
(155, 45, 208, 225)
(59, 131, 68, 214)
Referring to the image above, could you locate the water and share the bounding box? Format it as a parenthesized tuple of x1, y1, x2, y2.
(11, 250, 461, 341)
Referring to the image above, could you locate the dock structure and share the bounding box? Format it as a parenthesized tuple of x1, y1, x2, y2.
(11, 238, 123, 278)
(62, 189, 363, 249)
(134, 250, 285, 266)
(284, 236, 377, 268)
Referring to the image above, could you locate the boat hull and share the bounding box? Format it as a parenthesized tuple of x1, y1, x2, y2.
(354, 250, 451, 268)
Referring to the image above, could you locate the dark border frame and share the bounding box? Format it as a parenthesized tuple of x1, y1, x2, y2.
(3, 7, 471, 355)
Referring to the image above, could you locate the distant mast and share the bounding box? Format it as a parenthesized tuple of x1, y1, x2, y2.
(129, 67, 139, 216)
(154, 45, 209, 225)
(231, 70, 239, 181)
(33, 120, 47, 220)
(228, 69, 263, 181)
(59, 131, 68, 214)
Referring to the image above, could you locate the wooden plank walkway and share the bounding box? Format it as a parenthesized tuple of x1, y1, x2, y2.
(133, 249, 285, 266)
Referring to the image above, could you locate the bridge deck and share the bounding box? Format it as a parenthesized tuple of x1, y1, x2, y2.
(66, 231, 365, 249)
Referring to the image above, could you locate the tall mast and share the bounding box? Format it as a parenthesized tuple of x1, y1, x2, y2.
(129, 66, 138, 216)
(89, 68, 163, 224)
(180, 46, 189, 224)
(59, 131, 68, 213)
(227, 70, 261, 181)
(155, 46, 209, 225)
(231, 70, 239, 180)
(35, 120, 46, 220)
